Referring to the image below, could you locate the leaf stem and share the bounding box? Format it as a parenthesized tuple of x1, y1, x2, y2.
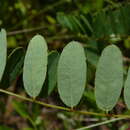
(0, 88, 130, 119)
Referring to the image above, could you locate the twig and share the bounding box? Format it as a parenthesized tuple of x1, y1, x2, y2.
(76, 117, 126, 130)
(0, 88, 130, 118)
(7, 26, 46, 36)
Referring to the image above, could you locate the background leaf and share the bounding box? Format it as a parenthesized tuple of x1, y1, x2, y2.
(95, 45, 123, 111)
(57, 41, 87, 107)
(48, 51, 59, 95)
(0, 47, 25, 88)
(0, 125, 12, 130)
(84, 48, 99, 67)
(57, 4, 130, 38)
(23, 35, 48, 98)
(0, 29, 7, 81)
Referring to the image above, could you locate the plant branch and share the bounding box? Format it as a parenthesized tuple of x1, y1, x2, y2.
(76, 117, 126, 130)
(0, 89, 69, 111)
(7, 26, 47, 36)
(0, 88, 130, 119)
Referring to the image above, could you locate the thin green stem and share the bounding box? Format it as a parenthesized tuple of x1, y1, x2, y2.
(0, 89, 70, 111)
(7, 26, 46, 36)
(76, 117, 126, 130)
(0, 88, 130, 119)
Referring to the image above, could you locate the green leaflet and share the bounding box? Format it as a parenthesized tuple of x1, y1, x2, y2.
(124, 67, 130, 109)
(23, 35, 48, 98)
(0, 29, 7, 81)
(80, 14, 93, 33)
(93, 11, 113, 38)
(57, 13, 92, 35)
(57, 12, 73, 31)
(57, 41, 87, 107)
(48, 51, 59, 95)
(95, 45, 123, 111)
(109, 9, 125, 35)
(1, 47, 25, 88)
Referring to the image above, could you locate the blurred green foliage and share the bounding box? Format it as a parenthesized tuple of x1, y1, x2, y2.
(1, 0, 130, 130)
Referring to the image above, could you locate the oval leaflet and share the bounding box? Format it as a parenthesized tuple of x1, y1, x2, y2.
(23, 35, 48, 98)
(0, 29, 7, 81)
(124, 67, 130, 109)
(57, 41, 87, 107)
(95, 45, 123, 111)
